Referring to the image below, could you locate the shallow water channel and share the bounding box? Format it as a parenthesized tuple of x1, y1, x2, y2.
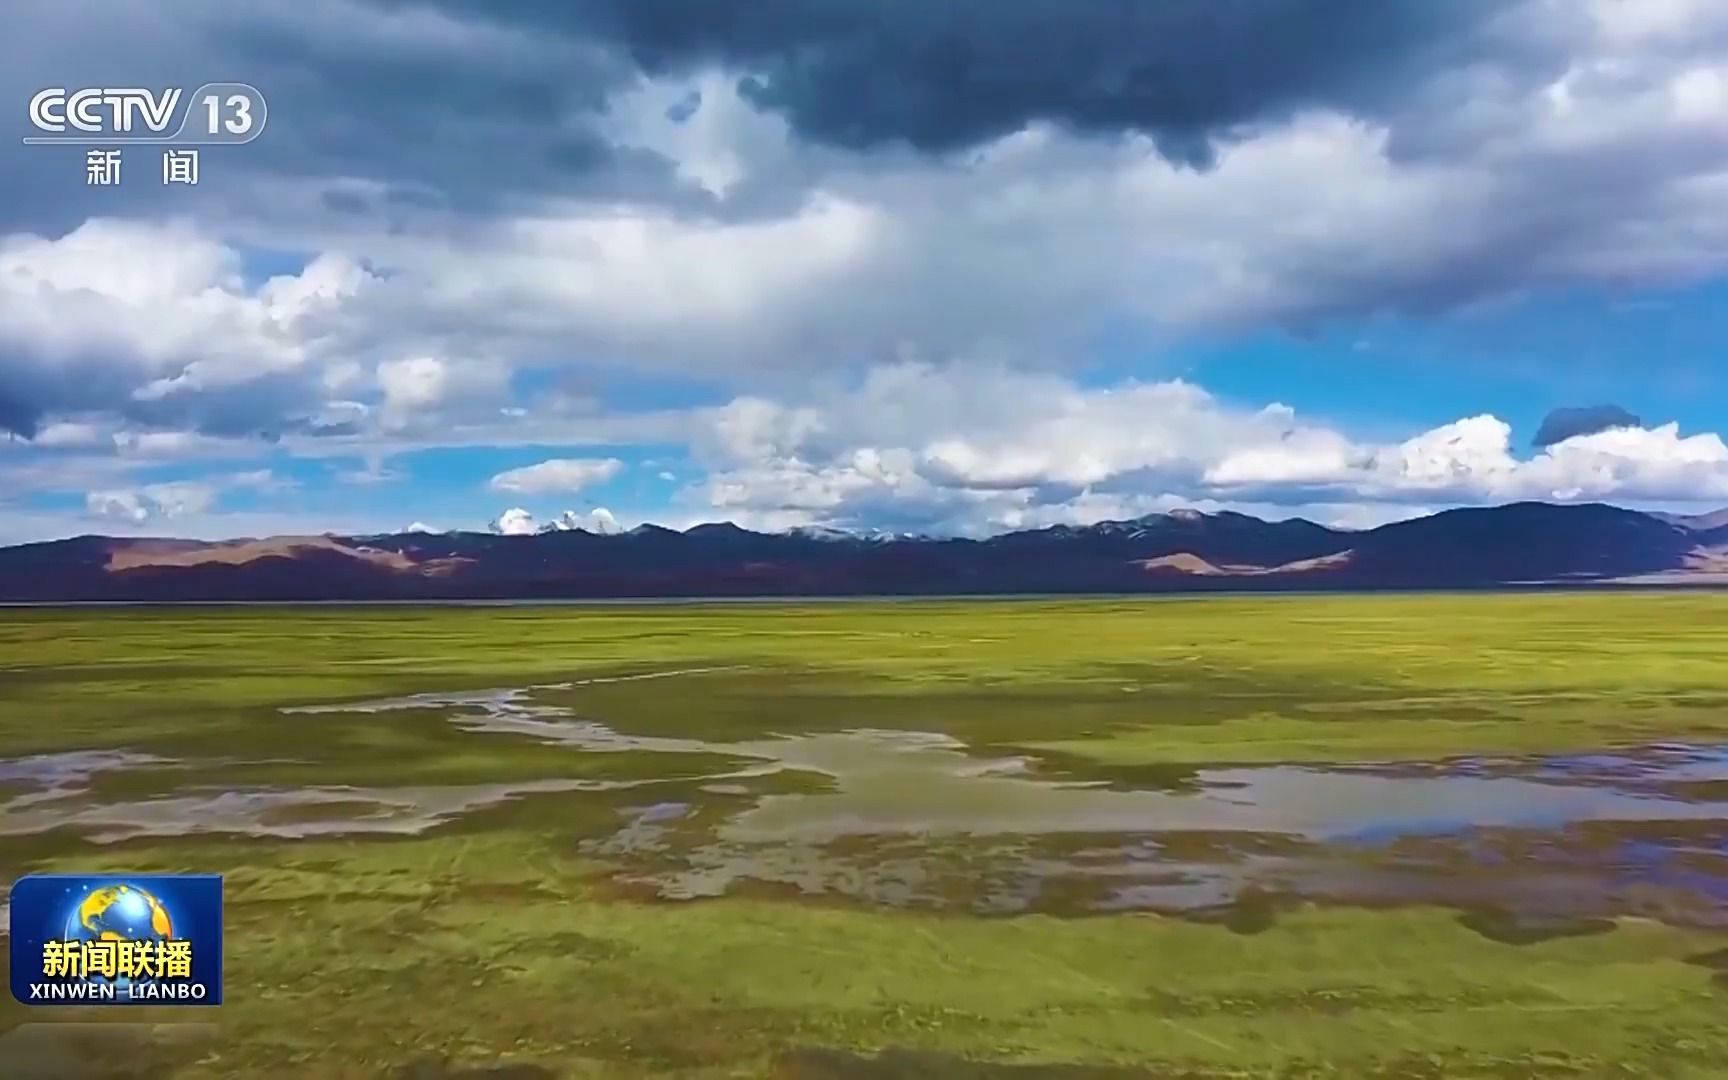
(3, 677, 1726, 931)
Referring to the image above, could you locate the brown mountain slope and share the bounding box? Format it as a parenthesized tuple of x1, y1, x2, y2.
(106, 536, 420, 572)
(1136, 550, 1355, 577)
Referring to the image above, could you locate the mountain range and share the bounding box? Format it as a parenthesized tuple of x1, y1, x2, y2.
(3, 502, 1727, 602)
(0, 501, 1721, 601)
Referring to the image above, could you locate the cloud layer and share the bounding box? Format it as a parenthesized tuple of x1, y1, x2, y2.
(448, 0, 1525, 161)
(1, 1, 1725, 541)
(685, 364, 1728, 534)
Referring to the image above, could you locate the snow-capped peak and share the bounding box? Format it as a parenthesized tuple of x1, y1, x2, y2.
(586, 508, 622, 536)
(540, 508, 623, 535)
(789, 524, 856, 541)
(862, 528, 933, 543)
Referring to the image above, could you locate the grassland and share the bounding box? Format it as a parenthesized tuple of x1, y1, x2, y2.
(1, 594, 1726, 1078)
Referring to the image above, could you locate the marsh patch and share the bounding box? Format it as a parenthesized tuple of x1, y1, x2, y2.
(777, 1047, 1161, 1079)
(0, 1022, 218, 1080)
(0, 750, 177, 808)
(1686, 946, 1728, 972)
(392, 1059, 557, 1080)
(11, 673, 1728, 931)
(1455, 910, 1618, 945)
(256, 799, 405, 826)
(0, 765, 644, 843)
(263, 683, 1728, 925)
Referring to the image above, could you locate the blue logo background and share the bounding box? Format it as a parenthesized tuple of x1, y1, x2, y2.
(9, 873, 223, 1006)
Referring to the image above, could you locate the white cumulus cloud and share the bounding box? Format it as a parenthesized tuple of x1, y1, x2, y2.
(489, 507, 537, 536)
(489, 458, 625, 496)
(685, 363, 1728, 534)
(85, 482, 218, 525)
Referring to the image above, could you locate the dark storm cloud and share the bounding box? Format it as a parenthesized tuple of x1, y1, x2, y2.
(320, 189, 372, 215)
(0, 387, 40, 439)
(212, 9, 631, 187)
(0, 342, 326, 443)
(0, 0, 1547, 235)
(1532, 406, 1645, 449)
(0, 354, 138, 440)
(0, 0, 706, 233)
(408, 0, 1532, 162)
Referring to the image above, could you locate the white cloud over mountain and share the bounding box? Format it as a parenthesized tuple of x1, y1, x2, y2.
(686, 364, 1728, 535)
(488, 506, 625, 536)
(488, 508, 537, 536)
(546, 508, 623, 535)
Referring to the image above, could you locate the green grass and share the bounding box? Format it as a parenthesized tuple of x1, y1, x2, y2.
(0, 594, 1726, 1077)
(11, 832, 1728, 1079)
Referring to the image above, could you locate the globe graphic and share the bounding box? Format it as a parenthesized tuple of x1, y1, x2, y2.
(62, 884, 174, 990)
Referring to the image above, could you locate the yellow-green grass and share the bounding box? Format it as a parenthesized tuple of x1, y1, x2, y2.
(5, 829, 1728, 1079)
(6, 594, 1728, 770)
(0, 594, 1725, 1077)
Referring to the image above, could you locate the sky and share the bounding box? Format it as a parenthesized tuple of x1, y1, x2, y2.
(1, 0, 1726, 543)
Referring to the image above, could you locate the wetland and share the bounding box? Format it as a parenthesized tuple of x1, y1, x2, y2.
(2, 595, 1727, 1077)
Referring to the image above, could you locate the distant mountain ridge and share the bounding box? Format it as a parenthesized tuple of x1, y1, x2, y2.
(2, 502, 1726, 601)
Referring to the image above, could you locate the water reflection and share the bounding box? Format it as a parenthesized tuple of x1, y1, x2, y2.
(291, 679, 1728, 925)
(286, 682, 1728, 842)
(3, 675, 1727, 929)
